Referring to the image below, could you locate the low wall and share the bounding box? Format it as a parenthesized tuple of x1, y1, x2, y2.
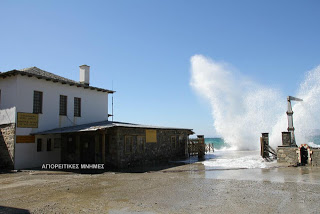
(277, 146, 320, 166)
(0, 123, 15, 169)
(277, 146, 298, 165)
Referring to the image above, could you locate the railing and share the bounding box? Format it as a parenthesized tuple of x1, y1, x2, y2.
(188, 136, 208, 158)
(205, 143, 214, 153)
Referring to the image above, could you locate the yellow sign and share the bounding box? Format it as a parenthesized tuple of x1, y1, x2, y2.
(16, 135, 35, 143)
(17, 112, 39, 128)
(146, 129, 157, 143)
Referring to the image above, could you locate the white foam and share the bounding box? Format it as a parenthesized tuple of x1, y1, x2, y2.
(214, 146, 237, 151)
(190, 55, 283, 150)
(203, 151, 272, 169)
(306, 142, 320, 148)
(190, 55, 320, 150)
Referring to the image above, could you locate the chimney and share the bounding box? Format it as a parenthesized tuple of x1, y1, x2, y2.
(79, 65, 90, 86)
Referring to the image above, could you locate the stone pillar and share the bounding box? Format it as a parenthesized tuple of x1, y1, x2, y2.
(260, 133, 269, 158)
(197, 135, 205, 159)
(0, 123, 16, 169)
(282, 132, 292, 146)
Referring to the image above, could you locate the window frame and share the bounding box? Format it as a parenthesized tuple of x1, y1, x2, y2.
(74, 97, 81, 117)
(179, 135, 184, 148)
(54, 138, 61, 149)
(33, 91, 43, 114)
(125, 136, 133, 154)
(37, 138, 42, 152)
(59, 95, 67, 116)
(47, 138, 52, 151)
(137, 136, 146, 153)
(171, 136, 177, 149)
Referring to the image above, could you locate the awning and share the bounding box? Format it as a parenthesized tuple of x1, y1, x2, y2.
(32, 120, 194, 135)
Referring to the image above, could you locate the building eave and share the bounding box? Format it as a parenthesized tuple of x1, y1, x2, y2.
(32, 120, 194, 135)
(0, 69, 115, 94)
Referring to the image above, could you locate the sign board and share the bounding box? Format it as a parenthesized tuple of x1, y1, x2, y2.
(16, 135, 35, 143)
(17, 112, 39, 128)
(146, 129, 157, 143)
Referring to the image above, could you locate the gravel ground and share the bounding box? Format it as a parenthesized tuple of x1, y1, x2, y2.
(0, 163, 320, 214)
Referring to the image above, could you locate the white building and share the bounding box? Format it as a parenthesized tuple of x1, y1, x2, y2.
(0, 65, 193, 171)
(0, 65, 114, 169)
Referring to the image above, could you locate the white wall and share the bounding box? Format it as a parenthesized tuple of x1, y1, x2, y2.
(15, 134, 61, 169)
(1, 74, 110, 169)
(15, 75, 109, 135)
(0, 107, 16, 125)
(0, 76, 18, 109)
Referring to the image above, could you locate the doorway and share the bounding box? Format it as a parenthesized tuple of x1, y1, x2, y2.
(300, 146, 308, 165)
(80, 135, 95, 164)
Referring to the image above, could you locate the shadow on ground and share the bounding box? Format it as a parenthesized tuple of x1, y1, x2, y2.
(0, 206, 30, 214)
(0, 159, 196, 175)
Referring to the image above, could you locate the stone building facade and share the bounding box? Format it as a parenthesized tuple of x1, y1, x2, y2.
(42, 121, 193, 169)
(114, 127, 189, 168)
(0, 123, 15, 169)
(276, 132, 320, 166)
(310, 149, 320, 166)
(277, 146, 298, 165)
(277, 145, 320, 166)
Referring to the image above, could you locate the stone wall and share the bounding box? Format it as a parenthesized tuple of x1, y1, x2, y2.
(58, 127, 192, 169)
(311, 149, 320, 167)
(277, 146, 298, 165)
(277, 146, 320, 166)
(114, 127, 190, 168)
(105, 128, 119, 168)
(0, 123, 15, 169)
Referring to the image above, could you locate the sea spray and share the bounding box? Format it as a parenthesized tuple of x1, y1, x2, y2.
(202, 151, 269, 169)
(190, 55, 320, 150)
(190, 55, 284, 150)
(270, 65, 320, 147)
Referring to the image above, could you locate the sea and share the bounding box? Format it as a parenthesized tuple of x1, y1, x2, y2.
(202, 137, 320, 170)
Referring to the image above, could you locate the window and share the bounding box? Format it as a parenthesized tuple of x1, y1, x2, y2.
(125, 136, 133, 154)
(137, 136, 146, 153)
(179, 135, 184, 148)
(47, 138, 52, 151)
(54, 138, 61, 149)
(171, 136, 176, 149)
(74, 97, 81, 117)
(33, 91, 43, 114)
(59, 95, 67, 115)
(67, 136, 76, 153)
(37, 139, 42, 152)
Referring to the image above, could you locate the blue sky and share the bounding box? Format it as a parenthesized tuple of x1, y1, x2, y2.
(1, 0, 320, 137)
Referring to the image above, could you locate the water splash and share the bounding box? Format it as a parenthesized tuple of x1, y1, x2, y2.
(270, 65, 320, 148)
(190, 55, 320, 150)
(203, 151, 269, 169)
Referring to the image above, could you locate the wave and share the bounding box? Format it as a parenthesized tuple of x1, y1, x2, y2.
(191, 55, 320, 150)
(203, 151, 275, 169)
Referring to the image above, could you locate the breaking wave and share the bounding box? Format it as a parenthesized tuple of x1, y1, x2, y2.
(191, 55, 320, 150)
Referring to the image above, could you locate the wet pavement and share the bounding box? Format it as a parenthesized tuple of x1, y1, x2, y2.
(0, 156, 320, 213)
